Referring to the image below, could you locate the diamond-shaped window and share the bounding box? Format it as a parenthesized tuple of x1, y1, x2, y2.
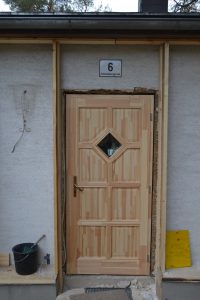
(97, 133, 121, 157)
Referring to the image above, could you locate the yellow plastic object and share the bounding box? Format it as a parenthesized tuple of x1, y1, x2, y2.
(166, 230, 191, 269)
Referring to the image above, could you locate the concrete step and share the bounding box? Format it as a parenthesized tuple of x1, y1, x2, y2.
(57, 276, 157, 300)
(64, 275, 155, 290)
(58, 289, 130, 300)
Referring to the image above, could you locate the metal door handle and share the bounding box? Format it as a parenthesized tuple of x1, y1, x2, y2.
(74, 184, 84, 192)
(73, 176, 84, 197)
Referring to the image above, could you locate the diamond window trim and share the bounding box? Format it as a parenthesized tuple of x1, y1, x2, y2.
(97, 132, 122, 158)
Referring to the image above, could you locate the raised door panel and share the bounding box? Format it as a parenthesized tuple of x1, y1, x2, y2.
(112, 108, 142, 142)
(79, 108, 107, 142)
(79, 226, 106, 257)
(79, 188, 107, 220)
(79, 149, 107, 183)
(111, 188, 140, 221)
(112, 149, 140, 182)
(111, 227, 139, 258)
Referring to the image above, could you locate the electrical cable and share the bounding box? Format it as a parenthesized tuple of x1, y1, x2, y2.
(11, 90, 27, 153)
(11, 112, 25, 153)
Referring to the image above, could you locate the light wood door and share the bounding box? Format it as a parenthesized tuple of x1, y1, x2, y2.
(66, 94, 154, 275)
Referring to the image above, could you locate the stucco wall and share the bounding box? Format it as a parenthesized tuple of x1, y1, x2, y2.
(2, 43, 200, 270)
(168, 46, 200, 267)
(61, 45, 160, 89)
(0, 45, 54, 264)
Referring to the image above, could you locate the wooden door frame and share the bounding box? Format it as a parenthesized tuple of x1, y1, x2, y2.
(64, 89, 159, 276)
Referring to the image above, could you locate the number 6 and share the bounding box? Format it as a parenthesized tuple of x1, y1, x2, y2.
(108, 62, 113, 72)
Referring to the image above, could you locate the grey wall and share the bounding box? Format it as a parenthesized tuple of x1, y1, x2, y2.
(61, 45, 160, 89)
(163, 281, 200, 300)
(0, 45, 54, 265)
(0, 285, 56, 300)
(168, 46, 200, 267)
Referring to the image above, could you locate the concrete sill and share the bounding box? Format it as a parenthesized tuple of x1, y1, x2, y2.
(0, 265, 56, 285)
(163, 267, 200, 281)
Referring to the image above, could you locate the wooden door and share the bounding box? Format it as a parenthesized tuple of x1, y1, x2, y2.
(66, 94, 153, 275)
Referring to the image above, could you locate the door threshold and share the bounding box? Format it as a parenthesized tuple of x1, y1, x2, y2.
(64, 275, 154, 290)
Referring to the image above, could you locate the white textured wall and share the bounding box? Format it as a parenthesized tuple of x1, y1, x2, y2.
(0, 45, 54, 264)
(168, 46, 200, 267)
(61, 45, 160, 89)
(2, 43, 199, 270)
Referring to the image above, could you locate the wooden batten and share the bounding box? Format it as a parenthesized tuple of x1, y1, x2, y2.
(1, 37, 200, 45)
(0, 253, 10, 267)
(156, 45, 164, 274)
(161, 43, 169, 272)
(155, 43, 169, 299)
(169, 40, 200, 45)
(0, 39, 53, 44)
(53, 41, 58, 278)
(53, 41, 63, 292)
(157, 42, 169, 272)
(59, 38, 164, 45)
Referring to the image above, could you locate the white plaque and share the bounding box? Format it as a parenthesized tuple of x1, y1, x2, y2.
(99, 59, 122, 77)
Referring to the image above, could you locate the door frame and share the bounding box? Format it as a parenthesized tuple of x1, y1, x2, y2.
(64, 89, 159, 275)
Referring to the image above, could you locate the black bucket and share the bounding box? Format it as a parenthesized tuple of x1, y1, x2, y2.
(12, 243, 38, 275)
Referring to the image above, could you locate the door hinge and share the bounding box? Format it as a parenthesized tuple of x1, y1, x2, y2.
(147, 254, 150, 263)
(150, 113, 153, 122)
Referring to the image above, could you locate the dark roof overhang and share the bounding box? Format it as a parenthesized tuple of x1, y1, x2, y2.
(1, 12, 200, 38)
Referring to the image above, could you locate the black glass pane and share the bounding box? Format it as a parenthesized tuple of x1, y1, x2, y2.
(97, 133, 121, 157)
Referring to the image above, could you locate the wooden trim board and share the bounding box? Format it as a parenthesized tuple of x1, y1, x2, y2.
(161, 43, 169, 273)
(155, 43, 169, 299)
(53, 41, 64, 292)
(0, 39, 53, 44)
(1, 38, 200, 45)
(0, 266, 55, 285)
(156, 43, 169, 272)
(0, 254, 9, 267)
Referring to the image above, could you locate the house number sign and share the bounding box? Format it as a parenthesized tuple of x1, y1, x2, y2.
(99, 59, 122, 77)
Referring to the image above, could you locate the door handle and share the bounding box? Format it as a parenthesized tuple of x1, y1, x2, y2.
(73, 176, 84, 197)
(74, 184, 84, 192)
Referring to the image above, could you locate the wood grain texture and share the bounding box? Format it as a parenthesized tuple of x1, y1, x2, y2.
(112, 108, 141, 142)
(0, 266, 55, 284)
(0, 254, 9, 267)
(112, 188, 139, 220)
(1, 39, 200, 46)
(161, 43, 169, 272)
(66, 94, 154, 275)
(112, 149, 140, 182)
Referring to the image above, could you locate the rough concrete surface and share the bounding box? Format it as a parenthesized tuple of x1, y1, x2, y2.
(163, 281, 200, 300)
(71, 290, 130, 300)
(57, 288, 85, 300)
(57, 277, 157, 300)
(0, 285, 56, 300)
